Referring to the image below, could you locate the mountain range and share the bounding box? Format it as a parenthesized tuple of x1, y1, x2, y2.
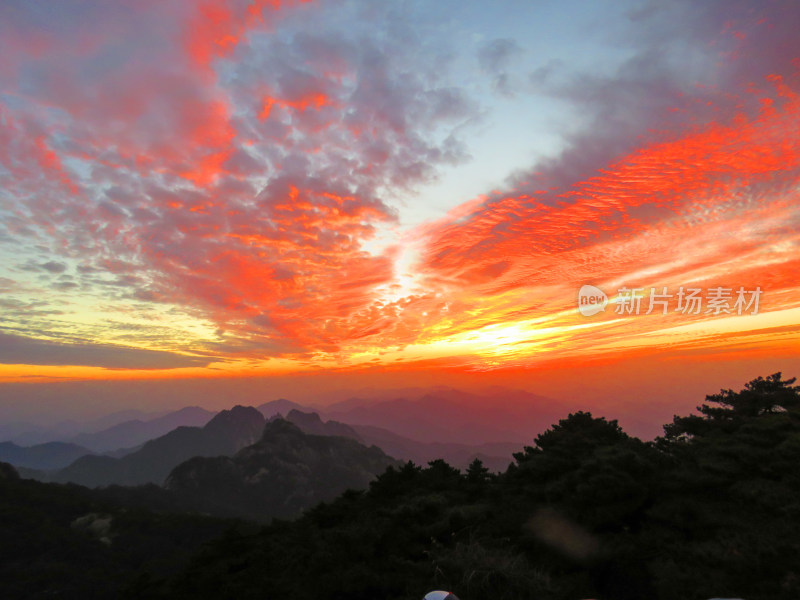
(40, 406, 265, 487)
(68, 406, 216, 452)
(0, 441, 91, 470)
(165, 418, 399, 520)
(3, 386, 568, 489)
(0, 408, 168, 446)
(283, 409, 516, 472)
(323, 387, 568, 445)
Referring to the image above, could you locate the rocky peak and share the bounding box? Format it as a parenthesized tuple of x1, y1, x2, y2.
(203, 405, 266, 449)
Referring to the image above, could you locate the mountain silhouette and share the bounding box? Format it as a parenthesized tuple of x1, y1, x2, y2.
(349, 424, 517, 472)
(256, 398, 312, 419)
(0, 409, 166, 446)
(67, 406, 217, 453)
(47, 406, 265, 487)
(326, 387, 567, 445)
(283, 409, 515, 471)
(0, 441, 93, 470)
(283, 409, 364, 441)
(165, 418, 399, 520)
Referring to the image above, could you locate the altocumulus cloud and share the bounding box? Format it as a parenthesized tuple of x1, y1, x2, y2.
(0, 0, 478, 360)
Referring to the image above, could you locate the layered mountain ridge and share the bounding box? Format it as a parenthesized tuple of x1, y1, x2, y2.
(45, 406, 265, 487)
(165, 418, 399, 520)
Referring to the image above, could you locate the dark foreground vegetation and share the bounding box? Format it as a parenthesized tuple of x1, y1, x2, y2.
(1, 373, 799, 599)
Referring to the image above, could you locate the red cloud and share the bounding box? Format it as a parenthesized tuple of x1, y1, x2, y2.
(3, 0, 796, 372)
(186, 0, 312, 71)
(420, 72, 800, 288)
(396, 68, 800, 360)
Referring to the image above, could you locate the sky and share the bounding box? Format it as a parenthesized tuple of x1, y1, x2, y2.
(0, 0, 799, 428)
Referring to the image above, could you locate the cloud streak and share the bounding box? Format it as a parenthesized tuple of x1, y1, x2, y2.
(0, 332, 210, 369)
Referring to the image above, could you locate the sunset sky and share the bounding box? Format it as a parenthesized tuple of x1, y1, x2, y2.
(1, 0, 798, 427)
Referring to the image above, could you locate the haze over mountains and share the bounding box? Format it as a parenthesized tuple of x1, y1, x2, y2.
(283, 409, 516, 472)
(1, 408, 404, 522)
(2, 373, 798, 600)
(324, 387, 572, 445)
(0, 387, 554, 480)
(69, 406, 216, 452)
(166, 419, 399, 520)
(0, 441, 91, 471)
(1, 407, 222, 475)
(40, 406, 266, 487)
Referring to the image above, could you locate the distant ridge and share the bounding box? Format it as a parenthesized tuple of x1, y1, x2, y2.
(68, 406, 217, 453)
(165, 418, 399, 520)
(350, 424, 516, 472)
(284, 409, 364, 441)
(256, 398, 312, 419)
(283, 409, 515, 472)
(0, 408, 165, 446)
(46, 406, 265, 487)
(325, 387, 567, 445)
(0, 441, 91, 470)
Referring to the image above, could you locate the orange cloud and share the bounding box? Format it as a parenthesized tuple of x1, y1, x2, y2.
(400, 71, 800, 367)
(186, 0, 313, 71)
(259, 91, 331, 120)
(1, 0, 797, 382)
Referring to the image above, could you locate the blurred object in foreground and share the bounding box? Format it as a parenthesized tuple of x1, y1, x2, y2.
(424, 591, 460, 600)
(527, 507, 599, 561)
